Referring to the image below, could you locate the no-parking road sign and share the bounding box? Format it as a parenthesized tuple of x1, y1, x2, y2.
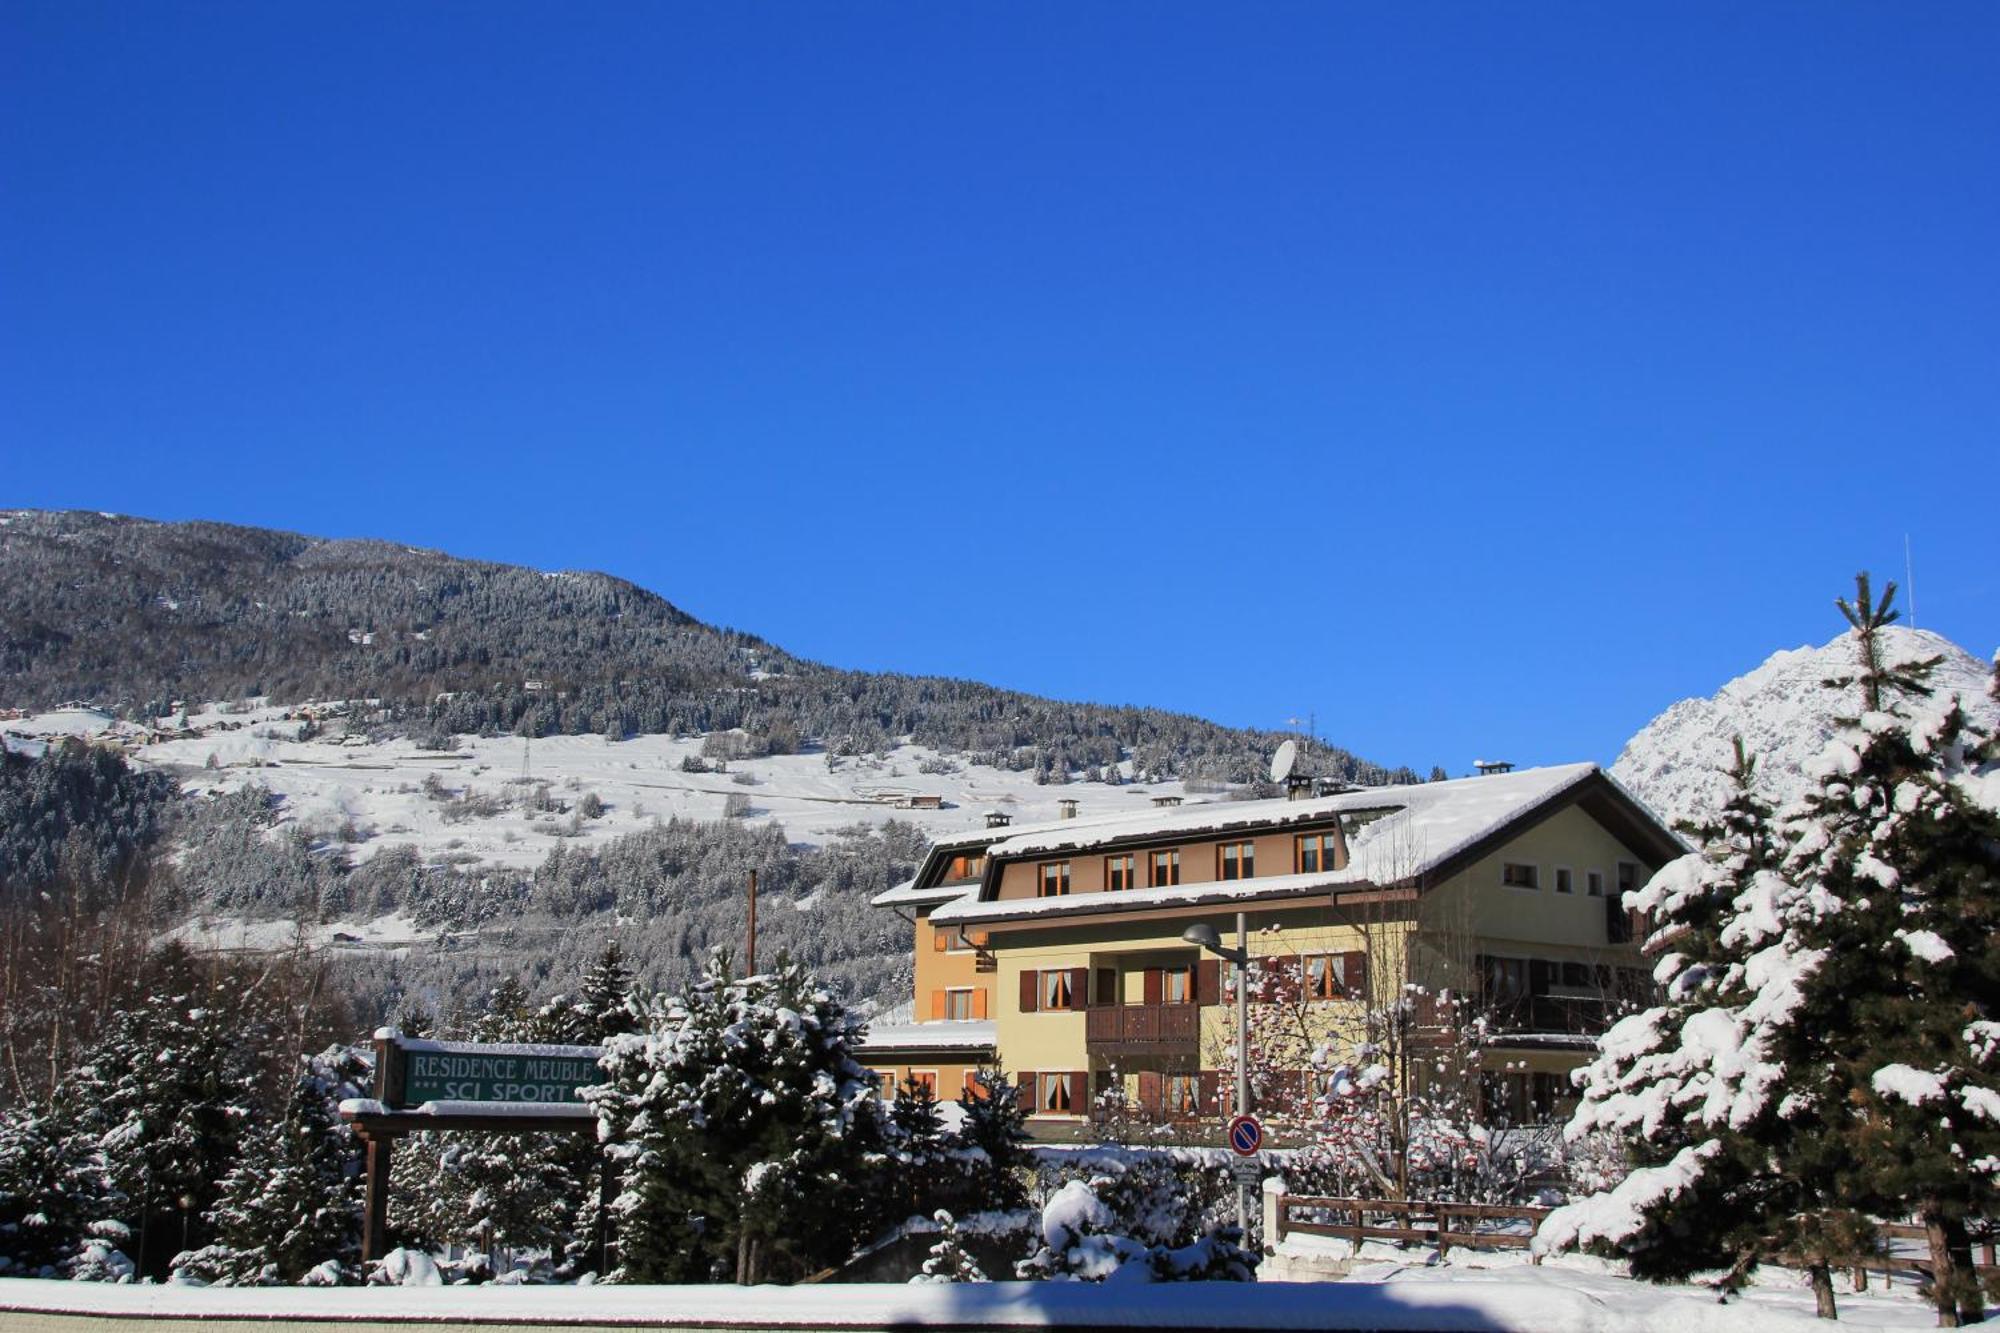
(1226, 1113, 1263, 1156)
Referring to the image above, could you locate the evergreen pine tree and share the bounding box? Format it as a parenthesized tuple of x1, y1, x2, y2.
(956, 1068, 1031, 1212)
(911, 1210, 986, 1283)
(60, 945, 268, 1279)
(586, 951, 883, 1284)
(0, 1101, 104, 1276)
(1779, 576, 2000, 1326)
(173, 1050, 364, 1285)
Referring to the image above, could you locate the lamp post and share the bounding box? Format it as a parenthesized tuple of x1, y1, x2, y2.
(1183, 913, 1252, 1231)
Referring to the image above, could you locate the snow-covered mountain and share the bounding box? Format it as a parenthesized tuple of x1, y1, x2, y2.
(1611, 626, 1996, 829)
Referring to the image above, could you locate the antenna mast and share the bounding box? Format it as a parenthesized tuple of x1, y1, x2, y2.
(1905, 534, 1917, 629)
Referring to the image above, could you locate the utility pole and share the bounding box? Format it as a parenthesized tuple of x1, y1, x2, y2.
(745, 869, 758, 975)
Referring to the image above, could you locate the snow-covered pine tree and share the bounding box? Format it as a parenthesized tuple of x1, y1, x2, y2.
(58, 944, 269, 1279)
(955, 1068, 1031, 1212)
(1544, 575, 2000, 1325)
(1778, 576, 2000, 1327)
(0, 1100, 104, 1276)
(172, 1048, 366, 1285)
(911, 1209, 986, 1283)
(585, 951, 883, 1284)
(1537, 734, 1862, 1315)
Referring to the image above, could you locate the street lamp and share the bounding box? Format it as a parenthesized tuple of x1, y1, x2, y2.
(1183, 914, 1253, 1232)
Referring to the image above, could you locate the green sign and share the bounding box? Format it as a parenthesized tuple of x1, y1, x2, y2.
(400, 1044, 604, 1107)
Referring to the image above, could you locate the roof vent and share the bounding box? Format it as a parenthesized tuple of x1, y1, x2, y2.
(984, 810, 1013, 828)
(1473, 759, 1514, 776)
(1057, 798, 1079, 820)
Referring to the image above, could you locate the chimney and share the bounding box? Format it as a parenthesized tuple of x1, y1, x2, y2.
(1473, 759, 1514, 777)
(984, 810, 1012, 829)
(1057, 798, 1079, 820)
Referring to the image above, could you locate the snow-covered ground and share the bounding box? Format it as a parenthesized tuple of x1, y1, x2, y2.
(0, 1262, 1945, 1330)
(2, 701, 1202, 872)
(1612, 626, 1995, 829)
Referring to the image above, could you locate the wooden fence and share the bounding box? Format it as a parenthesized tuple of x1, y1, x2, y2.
(1273, 1195, 1549, 1261)
(1273, 1195, 1998, 1293)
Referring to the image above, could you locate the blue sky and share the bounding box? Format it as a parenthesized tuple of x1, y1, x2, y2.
(4, 4, 1994, 776)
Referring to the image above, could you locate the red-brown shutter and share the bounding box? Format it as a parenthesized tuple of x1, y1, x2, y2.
(930, 989, 946, 1020)
(1017, 1073, 1036, 1115)
(1196, 959, 1221, 1007)
(1066, 968, 1088, 1012)
(1198, 1070, 1220, 1115)
(963, 1069, 982, 1099)
(1137, 1069, 1164, 1114)
(1143, 967, 1164, 1005)
(1343, 951, 1368, 999)
(1019, 970, 1040, 1013)
(972, 988, 989, 1021)
(1066, 1072, 1086, 1114)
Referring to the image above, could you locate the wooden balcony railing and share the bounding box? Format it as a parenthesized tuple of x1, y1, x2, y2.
(1084, 1002, 1200, 1054)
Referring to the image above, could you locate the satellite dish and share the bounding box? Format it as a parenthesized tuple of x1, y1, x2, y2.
(1269, 739, 1298, 784)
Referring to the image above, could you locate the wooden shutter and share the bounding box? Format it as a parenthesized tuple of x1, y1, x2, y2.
(930, 990, 946, 1020)
(1198, 1070, 1220, 1115)
(1342, 951, 1368, 998)
(1065, 1072, 1086, 1114)
(1066, 968, 1088, 1012)
(1143, 967, 1164, 1005)
(1016, 1073, 1036, 1115)
(933, 928, 948, 952)
(1019, 970, 1040, 1013)
(1137, 1069, 1164, 1114)
(963, 1070, 982, 1098)
(1196, 959, 1221, 1007)
(972, 988, 989, 1020)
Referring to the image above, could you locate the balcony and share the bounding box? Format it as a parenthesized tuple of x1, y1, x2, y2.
(1486, 994, 1615, 1037)
(1085, 1003, 1200, 1057)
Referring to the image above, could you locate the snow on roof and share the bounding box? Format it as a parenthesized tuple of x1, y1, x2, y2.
(988, 764, 1597, 861)
(934, 765, 1607, 927)
(855, 1020, 996, 1053)
(868, 878, 979, 908)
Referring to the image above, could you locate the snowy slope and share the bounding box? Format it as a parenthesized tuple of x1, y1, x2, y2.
(2, 701, 1205, 870)
(1611, 627, 1996, 829)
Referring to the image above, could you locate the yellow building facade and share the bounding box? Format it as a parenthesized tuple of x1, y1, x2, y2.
(864, 764, 1679, 1136)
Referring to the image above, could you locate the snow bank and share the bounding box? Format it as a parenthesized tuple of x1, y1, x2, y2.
(0, 1270, 1917, 1330)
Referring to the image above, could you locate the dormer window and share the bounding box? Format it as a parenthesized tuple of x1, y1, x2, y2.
(1219, 842, 1255, 881)
(1038, 861, 1072, 897)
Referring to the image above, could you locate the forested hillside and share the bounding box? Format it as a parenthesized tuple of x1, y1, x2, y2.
(0, 510, 1415, 787)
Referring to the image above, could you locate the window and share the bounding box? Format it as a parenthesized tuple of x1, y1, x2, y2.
(944, 853, 986, 881)
(910, 1070, 938, 1097)
(1106, 853, 1135, 891)
(938, 927, 972, 952)
(1586, 869, 1605, 897)
(1502, 862, 1539, 890)
(1555, 867, 1573, 895)
(1219, 841, 1255, 881)
(1617, 862, 1640, 897)
(1039, 1072, 1075, 1113)
(1482, 955, 1528, 1004)
(1165, 1074, 1201, 1116)
(1149, 849, 1180, 886)
(1039, 861, 1071, 897)
(1295, 831, 1340, 873)
(1164, 966, 1193, 1005)
(1042, 969, 1076, 1010)
(944, 988, 974, 1021)
(873, 1070, 895, 1097)
(1306, 955, 1341, 1000)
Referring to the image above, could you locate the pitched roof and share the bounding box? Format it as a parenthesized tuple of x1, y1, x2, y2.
(929, 764, 1681, 928)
